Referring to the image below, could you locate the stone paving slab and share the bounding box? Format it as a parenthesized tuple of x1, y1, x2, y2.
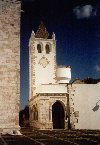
(1, 135, 41, 145)
(0, 128, 100, 145)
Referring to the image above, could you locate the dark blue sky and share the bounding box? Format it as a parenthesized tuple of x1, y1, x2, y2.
(20, 0, 100, 109)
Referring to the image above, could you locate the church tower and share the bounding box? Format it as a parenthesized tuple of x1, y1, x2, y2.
(29, 22, 71, 130)
(29, 22, 56, 99)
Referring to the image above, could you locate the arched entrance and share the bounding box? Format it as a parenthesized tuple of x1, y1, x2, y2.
(52, 101, 65, 129)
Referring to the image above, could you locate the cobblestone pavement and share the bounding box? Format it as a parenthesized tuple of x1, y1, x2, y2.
(0, 128, 100, 145)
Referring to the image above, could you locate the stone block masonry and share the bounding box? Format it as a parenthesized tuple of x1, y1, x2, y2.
(0, 0, 20, 133)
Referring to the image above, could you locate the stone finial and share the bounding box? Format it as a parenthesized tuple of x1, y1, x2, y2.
(35, 21, 49, 39)
(52, 32, 56, 40)
(31, 30, 35, 38)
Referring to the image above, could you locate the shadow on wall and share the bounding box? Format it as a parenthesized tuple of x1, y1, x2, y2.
(19, 106, 30, 127)
(92, 100, 100, 112)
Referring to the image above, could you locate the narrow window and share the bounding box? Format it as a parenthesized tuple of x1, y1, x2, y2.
(37, 44, 42, 53)
(36, 110, 38, 120)
(33, 112, 35, 120)
(45, 44, 50, 54)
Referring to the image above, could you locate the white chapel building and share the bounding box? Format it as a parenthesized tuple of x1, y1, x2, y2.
(29, 22, 100, 130)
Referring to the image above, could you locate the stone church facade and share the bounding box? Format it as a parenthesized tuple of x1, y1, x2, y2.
(0, 0, 20, 133)
(0, 0, 99, 132)
(29, 22, 100, 130)
(29, 22, 75, 129)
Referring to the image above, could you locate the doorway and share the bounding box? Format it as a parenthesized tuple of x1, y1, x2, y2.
(52, 101, 65, 129)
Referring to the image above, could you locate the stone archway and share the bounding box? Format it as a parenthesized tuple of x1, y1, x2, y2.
(52, 101, 65, 129)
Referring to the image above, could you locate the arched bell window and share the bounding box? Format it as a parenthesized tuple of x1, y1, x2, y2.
(37, 44, 42, 53)
(45, 44, 50, 54)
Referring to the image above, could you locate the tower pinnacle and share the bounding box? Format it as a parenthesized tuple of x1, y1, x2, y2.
(35, 21, 49, 39)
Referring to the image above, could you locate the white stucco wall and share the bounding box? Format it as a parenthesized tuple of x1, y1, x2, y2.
(70, 83, 100, 129)
(56, 66, 71, 83)
(35, 84, 68, 94)
(34, 39, 56, 84)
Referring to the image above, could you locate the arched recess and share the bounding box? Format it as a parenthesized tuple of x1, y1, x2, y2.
(32, 105, 38, 121)
(52, 101, 65, 129)
(37, 43, 42, 53)
(45, 44, 51, 54)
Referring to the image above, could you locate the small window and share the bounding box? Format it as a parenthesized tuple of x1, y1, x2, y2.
(37, 44, 42, 53)
(45, 44, 50, 54)
(35, 111, 38, 120)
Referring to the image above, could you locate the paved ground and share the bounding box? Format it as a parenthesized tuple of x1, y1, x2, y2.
(0, 128, 100, 145)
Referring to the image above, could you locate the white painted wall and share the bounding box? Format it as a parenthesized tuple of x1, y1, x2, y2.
(56, 66, 71, 83)
(71, 83, 100, 129)
(35, 84, 68, 94)
(34, 39, 56, 85)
